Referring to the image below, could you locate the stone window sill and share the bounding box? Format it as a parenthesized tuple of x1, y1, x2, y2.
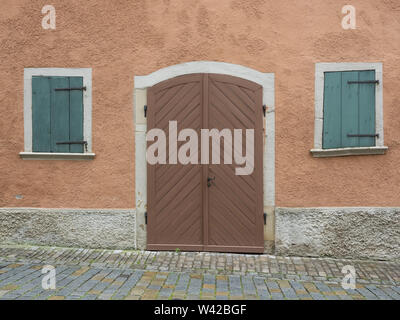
(310, 146, 388, 158)
(20, 152, 96, 160)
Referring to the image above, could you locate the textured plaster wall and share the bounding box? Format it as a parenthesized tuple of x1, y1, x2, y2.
(0, 208, 136, 249)
(0, 0, 400, 208)
(275, 207, 400, 260)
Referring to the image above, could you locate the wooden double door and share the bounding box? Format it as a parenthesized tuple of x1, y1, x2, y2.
(147, 73, 264, 253)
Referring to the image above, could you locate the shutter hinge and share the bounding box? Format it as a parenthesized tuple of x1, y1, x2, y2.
(144, 212, 147, 225)
(263, 105, 267, 117)
(55, 86, 87, 91)
(144, 105, 148, 118)
(264, 212, 267, 225)
(56, 141, 88, 152)
(347, 134, 379, 138)
(347, 80, 379, 85)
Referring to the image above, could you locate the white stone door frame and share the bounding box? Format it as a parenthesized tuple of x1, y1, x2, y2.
(133, 61, 275, 249)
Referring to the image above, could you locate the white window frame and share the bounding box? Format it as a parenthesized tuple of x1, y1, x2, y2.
(311, 62, 388, 158)
(20, 68, 95, 160)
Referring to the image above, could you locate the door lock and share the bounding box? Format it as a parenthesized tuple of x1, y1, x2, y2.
(207, 176, 216, 188)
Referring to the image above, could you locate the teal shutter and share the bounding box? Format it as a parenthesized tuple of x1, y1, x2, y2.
(51, 77, 70, 153)
(69, 77, 84, 153)
(322, 71, 376, 149)
(32, 76, 84, 153)
(322, 72, 342, 149)
(32, 77, 51, 152)
(341, 71, 359, 148)
(358, 71, 376, 147)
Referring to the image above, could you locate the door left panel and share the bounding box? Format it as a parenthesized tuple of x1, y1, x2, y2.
(147, 74, 204, 251)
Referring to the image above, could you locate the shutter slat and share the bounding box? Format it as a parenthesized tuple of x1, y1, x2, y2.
(51, 77, 70, 153)
(32, 77, 51, 152)
(322, 72, 342, 149)
(358, 70, 376, 147)
(69, 77, 84, 153)
(341, 71, 359, 148)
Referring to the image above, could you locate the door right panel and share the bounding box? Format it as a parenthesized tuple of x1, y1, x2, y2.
(206, 74, 264, 253)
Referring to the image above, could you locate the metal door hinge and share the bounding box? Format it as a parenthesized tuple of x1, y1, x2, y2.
(264, 213, 267, 225)
(145, 212, 147, 225)
(263, 105, 267, 117)
(144, 105, 148, 118)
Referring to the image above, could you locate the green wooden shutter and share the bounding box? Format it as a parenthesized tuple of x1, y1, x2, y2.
(32, 77, 51, 152)
(323, 72, 342, 149)
(69, 77, 84, 153)
(358, 71, 376, 147)
(51, 77, 70, 153)
(341, 71, 359, 148)
(32, 76, 84, 153)
(323, 71, 376, 149)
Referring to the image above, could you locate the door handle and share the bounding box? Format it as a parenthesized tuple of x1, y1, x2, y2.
(207, 176, 216, 188)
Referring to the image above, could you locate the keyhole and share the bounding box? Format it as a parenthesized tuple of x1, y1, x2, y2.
(207, 176, 216, 188)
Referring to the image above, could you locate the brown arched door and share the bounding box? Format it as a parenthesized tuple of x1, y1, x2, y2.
(147, 73, 264, 253)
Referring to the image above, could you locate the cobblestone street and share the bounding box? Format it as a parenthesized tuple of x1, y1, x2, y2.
(0, 245, 399, 300)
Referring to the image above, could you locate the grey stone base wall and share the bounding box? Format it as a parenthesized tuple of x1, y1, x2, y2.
(2, 207, 399, 261)
(275, 207, 400, 261)
(0, 208, 136, 250)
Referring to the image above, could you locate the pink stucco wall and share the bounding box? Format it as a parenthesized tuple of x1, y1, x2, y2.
(0, 0, 399, 208)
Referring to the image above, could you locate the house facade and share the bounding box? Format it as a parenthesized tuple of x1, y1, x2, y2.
(0, 0, 399, 260)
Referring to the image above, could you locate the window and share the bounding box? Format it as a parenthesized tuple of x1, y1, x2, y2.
(21, 68, 94, 160)
(311, 63, 387, 157)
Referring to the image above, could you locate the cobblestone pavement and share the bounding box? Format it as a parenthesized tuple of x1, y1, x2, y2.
(0, 245, 399, 300)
